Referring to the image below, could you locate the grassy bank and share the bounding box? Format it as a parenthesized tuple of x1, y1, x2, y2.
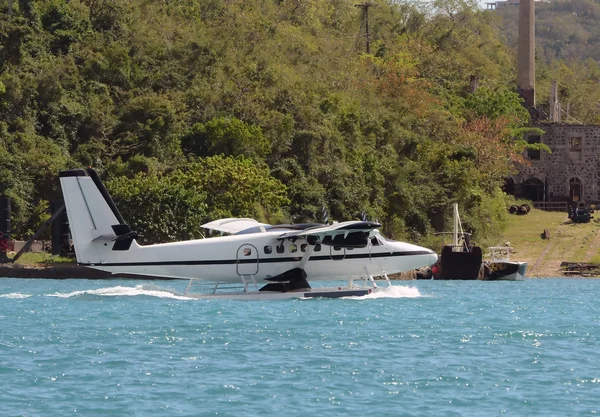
(490, 208, 600, 277)
(10, 252, 74, 266)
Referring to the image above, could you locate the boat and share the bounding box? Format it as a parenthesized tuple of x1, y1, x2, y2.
(482, 246, 527, 281)
(431, 204, 482, 280)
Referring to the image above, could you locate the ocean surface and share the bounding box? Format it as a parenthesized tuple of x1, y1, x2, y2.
(1, 278, 600, 417)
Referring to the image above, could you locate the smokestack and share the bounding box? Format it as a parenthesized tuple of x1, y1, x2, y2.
(549, 80, 561, 123)
(517, 0, 535, 106)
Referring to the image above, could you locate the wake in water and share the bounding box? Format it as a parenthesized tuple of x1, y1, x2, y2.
(48, 284, 422, 300)
(48, 284, 193, 300)
(345, 285, 422, 300)
(0, 293, 33, 299)
(1, 283, 422, 301)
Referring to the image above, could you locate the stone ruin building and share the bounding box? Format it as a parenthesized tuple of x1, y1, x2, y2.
(500, 0, 600, 208)
(508, 125, 600, 207)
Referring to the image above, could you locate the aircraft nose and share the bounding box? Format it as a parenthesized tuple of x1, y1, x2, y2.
(428, 251, 438, 266)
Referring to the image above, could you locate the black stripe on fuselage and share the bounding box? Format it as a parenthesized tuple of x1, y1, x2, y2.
(79, 250, 433, 267)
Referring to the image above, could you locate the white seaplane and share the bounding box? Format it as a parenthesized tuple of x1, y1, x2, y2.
(59, 168, 437, 299)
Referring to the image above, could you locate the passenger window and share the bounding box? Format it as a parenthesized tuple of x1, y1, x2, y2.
(289, 244, 297, 253)
(243, 248, 252, 256)
(301, 244, 307, 252)
(264, 245, 272, 254)
(314, 244, 321, 252)
(276, 245, 284, 254)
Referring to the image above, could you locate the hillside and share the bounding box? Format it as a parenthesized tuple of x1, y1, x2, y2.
(0, 0, 533, 246)
(495, 0, 600, 63)
(492, 0, 600, 124)
(495, 208, 600, 277)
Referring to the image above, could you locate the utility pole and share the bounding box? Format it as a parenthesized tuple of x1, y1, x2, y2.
(355, 2, 377, 54)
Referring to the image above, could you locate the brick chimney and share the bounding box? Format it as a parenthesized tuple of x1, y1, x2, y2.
(517, 0, 535, 106)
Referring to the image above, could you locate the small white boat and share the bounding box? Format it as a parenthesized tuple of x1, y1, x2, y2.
(483, 246, 527, 281)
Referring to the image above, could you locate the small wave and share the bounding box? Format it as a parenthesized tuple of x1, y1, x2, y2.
(346, 285, 422, 299)
(0, 293, 32, 299)
(48, 284, 193, 300)
(44, 283, 421, 301)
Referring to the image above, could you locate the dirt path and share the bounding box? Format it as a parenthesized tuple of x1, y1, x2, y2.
(526, 219, 600, 277)
(528, 241, 557, 277)
(584, 224, 600, 261)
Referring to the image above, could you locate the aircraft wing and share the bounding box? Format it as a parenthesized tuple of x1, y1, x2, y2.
(201, 218, 269, 234)
(277, 221, 381, 248)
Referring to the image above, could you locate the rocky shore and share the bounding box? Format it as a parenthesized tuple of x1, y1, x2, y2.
(0, 263, 172, 280)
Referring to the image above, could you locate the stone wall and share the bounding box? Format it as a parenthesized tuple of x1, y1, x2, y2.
(514, 124, 600, 204)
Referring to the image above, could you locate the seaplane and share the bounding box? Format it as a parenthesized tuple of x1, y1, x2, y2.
(59, 168, 438, 299)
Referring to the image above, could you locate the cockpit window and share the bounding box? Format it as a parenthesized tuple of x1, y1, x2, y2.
(314, 244, 321, 252)
(371, 237, 382, 246)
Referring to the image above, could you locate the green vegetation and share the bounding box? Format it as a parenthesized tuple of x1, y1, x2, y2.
(13, 252, 74, 265)
(494, 0, 600, 124)
(0, 0, 541, 245)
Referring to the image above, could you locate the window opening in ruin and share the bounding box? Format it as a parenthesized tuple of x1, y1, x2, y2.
(527, 135, 541, 160)
(568, 137, 582, 162)
(569, 177, 583, 202)
(523, 178, 544, 202)
(502, 177, 515, 195)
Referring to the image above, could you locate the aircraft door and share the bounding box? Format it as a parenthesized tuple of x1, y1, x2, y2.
(236, 244, 259, 276)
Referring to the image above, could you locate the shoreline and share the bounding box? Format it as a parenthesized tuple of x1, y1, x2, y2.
(0, 264, 176, 280)
(0, 263, 591, 279)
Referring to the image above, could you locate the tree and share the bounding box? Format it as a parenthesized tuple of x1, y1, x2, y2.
(114, 93, 184, 162)
(181, 155, 289, 221)
(106, 172, 208, 243)
(181, 117, 270, 161)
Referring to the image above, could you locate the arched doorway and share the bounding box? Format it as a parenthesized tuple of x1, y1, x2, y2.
(523, 178, 544, 201)
(502, 177, 515, 195)
(569, 177, 583, 202)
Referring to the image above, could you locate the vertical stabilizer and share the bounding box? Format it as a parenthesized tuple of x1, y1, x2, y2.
(59, 168, 134, 264)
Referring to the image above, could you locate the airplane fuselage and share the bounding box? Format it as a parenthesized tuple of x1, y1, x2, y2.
(84, 231, 437, 282)
(59, 167, 437, 285)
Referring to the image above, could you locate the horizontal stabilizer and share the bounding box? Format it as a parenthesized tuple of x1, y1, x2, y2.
(111, 224, 137, 251)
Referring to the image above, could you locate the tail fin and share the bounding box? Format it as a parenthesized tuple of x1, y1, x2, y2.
(59, 168, 136, 264)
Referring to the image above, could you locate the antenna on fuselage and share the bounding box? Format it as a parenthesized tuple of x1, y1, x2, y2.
(321, 205, 329, 225)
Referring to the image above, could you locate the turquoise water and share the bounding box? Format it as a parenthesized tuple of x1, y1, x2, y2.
(1, 278, 600, 416)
